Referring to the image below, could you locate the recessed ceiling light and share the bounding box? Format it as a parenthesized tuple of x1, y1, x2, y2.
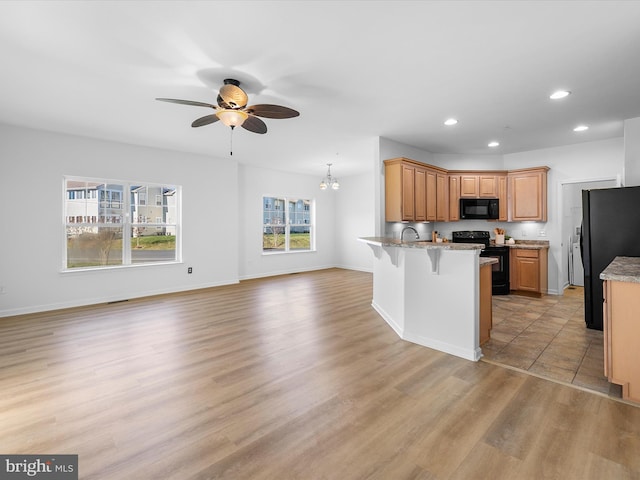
(488, 141, 500, 147)
(444, 118, 458, 126)
(573, 125, 589, 132)
(550, 90, 571, 100)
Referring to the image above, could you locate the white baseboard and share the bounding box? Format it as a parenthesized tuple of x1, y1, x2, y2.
(0, 280, 239, 318)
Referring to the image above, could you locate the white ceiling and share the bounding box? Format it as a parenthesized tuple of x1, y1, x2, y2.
(1, 1, 640, 177)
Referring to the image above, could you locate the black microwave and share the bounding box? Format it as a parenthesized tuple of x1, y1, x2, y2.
(460, 198, 499, 219)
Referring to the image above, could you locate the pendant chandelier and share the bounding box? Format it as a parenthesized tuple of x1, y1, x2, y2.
(319, 163, 339, 190)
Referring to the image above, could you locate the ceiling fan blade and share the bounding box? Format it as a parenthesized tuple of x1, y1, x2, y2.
(218, 84, 248, 109)
(245, 104, 300, 119)
(241, 116, 267, 134)
(191, 114, 220, 128)
(156, 98, 217, 109)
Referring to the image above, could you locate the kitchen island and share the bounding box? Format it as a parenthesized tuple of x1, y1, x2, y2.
(359, 237, 494, 361)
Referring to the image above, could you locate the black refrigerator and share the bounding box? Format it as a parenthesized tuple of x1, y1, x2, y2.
(581, 186, 640, 330)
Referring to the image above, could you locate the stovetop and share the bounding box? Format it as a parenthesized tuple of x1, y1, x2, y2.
(451, 230, 509, 250)
(451, 230, 491, 246)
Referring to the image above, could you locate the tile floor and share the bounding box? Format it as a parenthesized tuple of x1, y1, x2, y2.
(481, 286, 622, 398)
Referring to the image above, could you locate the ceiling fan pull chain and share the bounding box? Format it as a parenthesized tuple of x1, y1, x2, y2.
(230, 126, 234, 156)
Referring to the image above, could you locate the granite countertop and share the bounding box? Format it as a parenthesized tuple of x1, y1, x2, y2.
(600, 256, 640, 283)
(490, 240, 550, 250)
(359, 237, 483, 251)
(480, 257, 499, 266)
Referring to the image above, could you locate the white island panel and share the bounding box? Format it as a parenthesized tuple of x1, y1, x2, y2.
(362, 238, 482, 361)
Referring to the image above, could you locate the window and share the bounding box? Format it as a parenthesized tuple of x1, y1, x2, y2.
(262, 196, 314, 253)
(64, 177, 180, 270)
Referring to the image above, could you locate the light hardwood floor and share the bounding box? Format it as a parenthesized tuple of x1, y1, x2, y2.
(1, 269, 639, 479)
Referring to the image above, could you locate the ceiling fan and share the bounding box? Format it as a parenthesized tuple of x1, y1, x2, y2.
(156, 78, 300, 135)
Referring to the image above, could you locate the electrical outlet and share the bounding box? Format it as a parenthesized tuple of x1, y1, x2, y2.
(187, 267, 193, 274)
(539, 230, 546, 237)
(521, 230, 527, 237)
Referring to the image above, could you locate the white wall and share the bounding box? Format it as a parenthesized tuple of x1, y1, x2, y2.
(238, 164, 337, 279)
(378, 138, 433, 165)
(433, 153, 504, 171)
(0, 124, 377, 317)
(334, 170, 376, 272)
(0, 124, 239, 317)
(624, 116, 640, 186)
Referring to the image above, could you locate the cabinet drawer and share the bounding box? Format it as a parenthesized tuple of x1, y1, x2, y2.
(515, 249, 539, 258)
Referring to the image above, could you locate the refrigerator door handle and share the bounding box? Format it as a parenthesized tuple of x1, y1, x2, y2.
(579, 221, 584, 267)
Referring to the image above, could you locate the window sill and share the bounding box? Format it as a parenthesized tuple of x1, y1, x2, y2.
(261, 249, 316, 256)
(61, 261, 181, 274)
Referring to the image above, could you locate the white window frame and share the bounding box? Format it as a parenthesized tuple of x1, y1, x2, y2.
(262, 196, 315, 254)
(62, 176, 182, 271)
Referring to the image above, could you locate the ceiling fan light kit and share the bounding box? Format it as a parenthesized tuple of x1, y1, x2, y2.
(156, 78, 299, 155)
(216, 109, 248, 128)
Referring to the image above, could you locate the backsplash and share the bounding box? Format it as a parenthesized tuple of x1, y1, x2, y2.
(385, 220, 548, 241)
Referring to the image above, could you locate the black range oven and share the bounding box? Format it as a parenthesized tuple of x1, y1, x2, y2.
(452, 230, 510, 295)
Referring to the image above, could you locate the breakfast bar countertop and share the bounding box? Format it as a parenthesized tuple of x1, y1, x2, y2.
(600, 256, 640, 283)
(359, 237, 483, 251)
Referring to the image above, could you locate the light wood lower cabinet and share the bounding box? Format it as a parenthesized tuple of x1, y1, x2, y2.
(603, 279, 640, 403)
(510, 247, 548, 296)
(479, 263, 493, 345)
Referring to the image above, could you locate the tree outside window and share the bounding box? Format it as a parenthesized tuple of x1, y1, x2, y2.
(263, 196, 314, 253)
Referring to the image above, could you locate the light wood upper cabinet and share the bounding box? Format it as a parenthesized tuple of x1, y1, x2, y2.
(384, 159, 414, 222)
(497, 174, 508, 221)
(459, 174, 498, 198)
(414, 166, 427, 222)
(401, 164, 415, 220)
(460, 175, 479, 197)
(436, 172, 448, 222)
(426, 169, 437, 221)
(384, 158, 437, 222)
(478, 175, 498, 197)
(449, 175, 460, 221)
(384, 159, 548, 224)
(508, 167, 549, 222)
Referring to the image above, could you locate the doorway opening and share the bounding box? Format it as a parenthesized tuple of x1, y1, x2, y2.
(559, 177, 619, 291)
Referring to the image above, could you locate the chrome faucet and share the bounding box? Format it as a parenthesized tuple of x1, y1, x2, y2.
(401, 226, 419, 240)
